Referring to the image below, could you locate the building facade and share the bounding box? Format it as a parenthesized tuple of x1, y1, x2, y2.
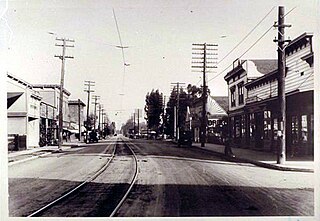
(191, 96, 228, 143)
(33, 84, 71, 145)
(7, 73, 42, 149)
(224, 33, 314, 156)
(68, 99, 86, 137)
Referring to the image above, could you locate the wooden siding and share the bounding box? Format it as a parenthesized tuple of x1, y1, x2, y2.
(286, 45, 313, 92)
(247, 43, 313, 102)
(247, 79, 278, 101)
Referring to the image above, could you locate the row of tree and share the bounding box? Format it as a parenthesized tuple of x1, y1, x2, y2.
(144, 84, 206, 137)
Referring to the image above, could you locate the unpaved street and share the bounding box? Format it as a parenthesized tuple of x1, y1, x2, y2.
(8, 137, 314, 217)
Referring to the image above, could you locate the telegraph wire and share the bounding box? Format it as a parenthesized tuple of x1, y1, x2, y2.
(206, 6, 296, 84)
(218, 6, 276, 65)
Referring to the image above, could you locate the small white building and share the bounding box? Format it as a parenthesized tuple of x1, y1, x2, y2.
(7, 73, 42, 149)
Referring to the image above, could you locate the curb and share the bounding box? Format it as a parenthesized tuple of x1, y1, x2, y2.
(192, 145, 314, 173)
(8, 146, 74, 166)
(8, 152, 52, 166)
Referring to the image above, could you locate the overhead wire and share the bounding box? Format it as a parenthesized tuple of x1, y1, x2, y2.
(206, 6, 297, 84)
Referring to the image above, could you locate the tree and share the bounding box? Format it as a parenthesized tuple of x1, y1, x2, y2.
(164, 86, 190, 137)
(85, 113, 97, 131)
(187, 83, 210, 102)
(144, 89, 163, 133)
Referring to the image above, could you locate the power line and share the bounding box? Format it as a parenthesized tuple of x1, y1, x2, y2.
(218, 6, 276, 65)
(206, 6, 296, 84)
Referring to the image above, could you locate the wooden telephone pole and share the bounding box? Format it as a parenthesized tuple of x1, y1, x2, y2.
(92, 95, 100, 131)
(273, 6, 291, 164)
(54, 37, 74, 150)
(171, 82, 185, 141)
(84, 80, 95, 143)
(192, 43, 218, 147)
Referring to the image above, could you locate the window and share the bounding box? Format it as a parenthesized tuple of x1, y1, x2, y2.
(249, 113, 255, 140)
(273, 118, 278, 140)
(263, 111, 271, 139)
(291, 116, 299, 145)
(230, 117, 234, 138)
(230, 87, 236, 107)
(241, 115, 246, 137)
(301, 115, 308, 143)
(238, 83, 244, 105)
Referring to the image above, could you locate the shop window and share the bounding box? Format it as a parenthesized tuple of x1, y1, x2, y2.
(311, 114, 314, 134)
(241, 115, 246, 137)
(235, 117, 241, 138)
(273, 118, 278, 140)
(263, 111, 272, 139)
(230, 117, 234, 138)
(301, 115, 308, 143)
(249, 113, 255, 140)
(291, 116, 299, 145)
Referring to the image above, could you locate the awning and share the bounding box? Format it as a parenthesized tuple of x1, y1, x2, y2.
(7, 92, 23, 109)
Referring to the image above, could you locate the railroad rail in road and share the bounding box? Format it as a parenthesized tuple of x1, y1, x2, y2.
(26, 138, 139, 217)
(8, 137, 314, 217)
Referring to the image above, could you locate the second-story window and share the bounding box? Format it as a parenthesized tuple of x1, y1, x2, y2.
(238, 82, 244, 105)
(230, 86, 236, 107)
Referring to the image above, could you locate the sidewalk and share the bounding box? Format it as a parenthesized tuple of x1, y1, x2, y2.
(192, 142, 314, 173)
(8, 139, 85, 165)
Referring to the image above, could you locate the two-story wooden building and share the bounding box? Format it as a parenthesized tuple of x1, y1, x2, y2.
(224, 59, 278, 148)
(224, 32, 314, 156)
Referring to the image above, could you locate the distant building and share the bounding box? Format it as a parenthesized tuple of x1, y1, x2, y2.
(68, 99, 86, 138)
(224, 32, 314, 156)
(190, 96, 228, 143)
(33, 84, 71, 145)
(7, 73, 42, 149)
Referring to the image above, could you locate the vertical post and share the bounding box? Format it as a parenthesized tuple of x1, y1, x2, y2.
(277, 6, 286, 164)
(58, 39, 66, 149)
(174, 106, 177, 140)
(92, 96, 99, 131)
(98, 104, 101, 133)
(201, 43, 207, 147)
(176, 83, 180, 142)
(84, 81, 94, 143)
(137, 109, 140, 136)
(133, 112, 136, 135)
(86, 87, 90, 143)
(78, 99, 81, 141)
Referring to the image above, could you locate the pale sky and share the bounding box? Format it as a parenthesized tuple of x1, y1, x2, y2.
(1, 0, 318, 129)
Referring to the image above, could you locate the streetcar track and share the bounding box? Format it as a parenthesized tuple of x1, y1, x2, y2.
(27, 137, 140, 217)
(27, 142, 117, 217)
(109, 138, 139, 217)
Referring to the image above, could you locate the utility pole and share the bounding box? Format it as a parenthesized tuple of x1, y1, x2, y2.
(192, 43, 218, 147)
(133, 112, 136, 134)
(136, 109, 140, 136)
(92, 95, 100, 131)
(162, 95, 166, 139)
(273, 6, 291, 164)
(101, 108, 104, 134)
(54, 37, 74, 150)
(84, 80, 95, 143)
(78, 99, 81, 141)
(98, 104, 102, 133)
(171, 82, 185, 142)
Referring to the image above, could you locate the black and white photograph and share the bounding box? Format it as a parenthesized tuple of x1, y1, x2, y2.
(1, 0, 319, 220)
